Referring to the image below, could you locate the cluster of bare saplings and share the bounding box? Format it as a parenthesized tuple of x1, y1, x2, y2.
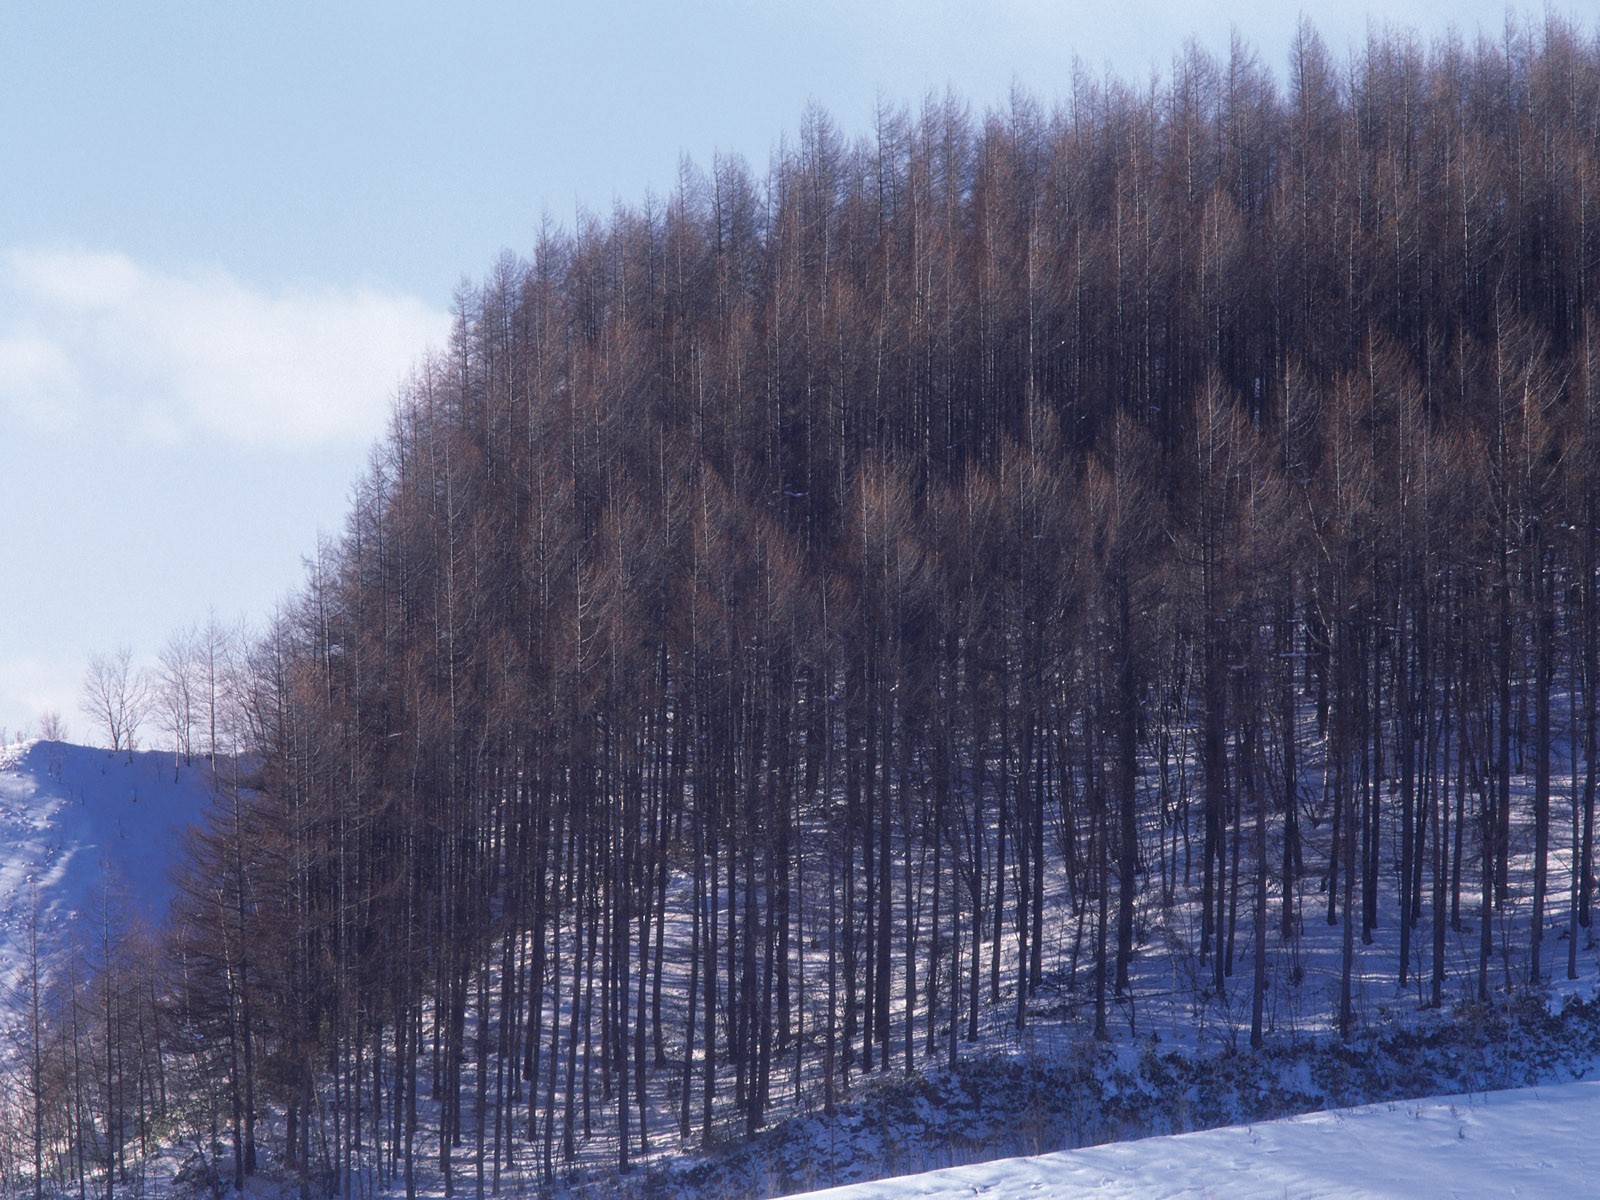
(8, 18, 1600, 1200)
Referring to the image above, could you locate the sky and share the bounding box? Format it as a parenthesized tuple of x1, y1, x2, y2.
(0, 0, 1592, 741)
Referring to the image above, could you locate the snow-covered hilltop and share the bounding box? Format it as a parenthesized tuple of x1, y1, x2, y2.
(0, 739, 214, 995)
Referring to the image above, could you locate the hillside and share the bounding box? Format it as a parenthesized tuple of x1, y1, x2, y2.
(0, 739, 214, 994)
(10, 19, 1600, 1200)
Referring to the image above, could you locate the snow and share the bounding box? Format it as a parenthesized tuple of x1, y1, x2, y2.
(787, 1079, 1600, 1199)
(3, 731, 1598, 1200)
(0, 738, 214, 991)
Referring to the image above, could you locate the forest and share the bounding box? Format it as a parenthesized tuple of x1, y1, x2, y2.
(7, 16, 1600, 1200)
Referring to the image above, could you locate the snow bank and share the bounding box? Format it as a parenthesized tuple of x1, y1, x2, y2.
(786, 1078, 1600, 1199)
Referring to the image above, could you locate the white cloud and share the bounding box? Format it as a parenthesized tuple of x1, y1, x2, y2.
(0, 333, 80, 427)
(0, 248, 451, 448)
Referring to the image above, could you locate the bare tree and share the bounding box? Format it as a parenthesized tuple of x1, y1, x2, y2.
(154, 624, 201, 767)
(78, 647, 150, 755)
(199, 613, 247, 766)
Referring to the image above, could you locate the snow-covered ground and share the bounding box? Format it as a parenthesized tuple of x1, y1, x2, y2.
(4, 734, 1599, 1200)
(788, 1078, 1600, 1199)
(0, 738, 214, 992)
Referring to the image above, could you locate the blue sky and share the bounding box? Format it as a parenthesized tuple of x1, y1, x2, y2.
(0, 1, 1590, 740)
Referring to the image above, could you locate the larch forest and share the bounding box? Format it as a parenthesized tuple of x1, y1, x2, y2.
(11, 17, 1600, 1200)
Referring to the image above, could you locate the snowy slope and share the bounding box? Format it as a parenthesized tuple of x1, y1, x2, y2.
(786, 1079, 1600, 1199)
(0, 738, 214, 993)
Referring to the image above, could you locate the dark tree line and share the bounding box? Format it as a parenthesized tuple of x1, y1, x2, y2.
(7, 17, 1600, 1199)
